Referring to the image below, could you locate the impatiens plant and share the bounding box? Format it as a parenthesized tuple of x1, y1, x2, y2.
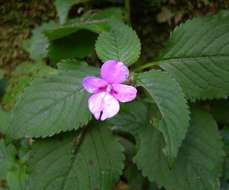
(0, 3, 229, 190)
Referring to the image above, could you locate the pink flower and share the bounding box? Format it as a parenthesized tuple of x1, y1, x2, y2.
(82, 60, 137, 120)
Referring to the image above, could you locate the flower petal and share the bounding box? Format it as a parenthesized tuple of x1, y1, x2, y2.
(88, 92, 120, 120)
(82, 76, 107, 93)
(111, 84, 137, 103)
(101, 60, 129, 83)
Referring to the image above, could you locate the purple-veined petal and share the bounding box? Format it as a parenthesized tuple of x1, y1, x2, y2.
(88, 92, 120, 120)
(82, 76, 107, 93)
(111, 84, 137, 103)
(101, 60, 129, 84)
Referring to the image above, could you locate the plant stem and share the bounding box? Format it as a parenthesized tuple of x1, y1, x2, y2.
(133, 61, 161, 72)
(125, 0, 131, 24)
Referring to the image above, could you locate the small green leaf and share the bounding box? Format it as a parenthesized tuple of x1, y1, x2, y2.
(134, 109, 224, 190)
(95, 21, 141, 65)
(27, 125, 124, 190)
(54, 0, 89, 24)
(158, 11, 229, 100)
(137, 70, 190, 160)
(10, 65, 98, 138)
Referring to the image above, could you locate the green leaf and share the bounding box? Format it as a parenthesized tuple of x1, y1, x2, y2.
(45, 19, 107, 41)
(54, 0, 89, 24)
(2, 63, 56, 111)
(27, 125, 124, 190)
(27, 22, 57, 61)
(54, 7, 123, 35)
(137, 70, 190, 160)
(134, 109, 225, 190)
(45, 8, 122, 41)
(159, 11, 229, 100)
(10, 65, 98, 138)
(95, 21, 141, 65)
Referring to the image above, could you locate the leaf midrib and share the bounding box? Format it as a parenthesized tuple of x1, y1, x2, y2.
(159, 54, 229, 63)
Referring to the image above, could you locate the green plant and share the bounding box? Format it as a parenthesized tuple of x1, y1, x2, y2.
(0, 1, 229, 190)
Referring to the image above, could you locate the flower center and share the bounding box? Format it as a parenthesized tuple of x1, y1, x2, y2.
(106, 84, 112, 93)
